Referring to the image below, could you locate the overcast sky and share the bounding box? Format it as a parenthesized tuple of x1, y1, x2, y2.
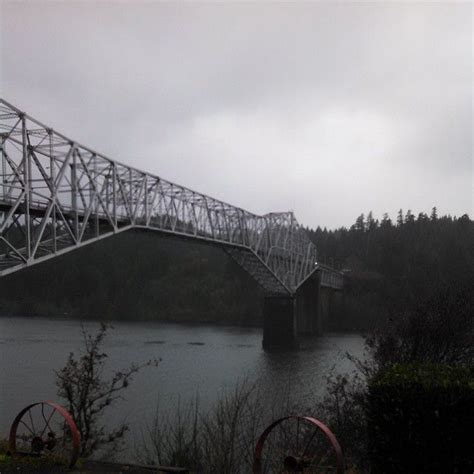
(1, 1, 472, 228)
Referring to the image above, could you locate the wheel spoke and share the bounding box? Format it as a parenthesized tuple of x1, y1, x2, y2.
(19, 419, 35, 436)
(39, 405, 57, 437)
(301, 429, 318, 457)
(27, 408, 36, 435)
(296, 417, 300, 454)
(264, 435, 286, 468)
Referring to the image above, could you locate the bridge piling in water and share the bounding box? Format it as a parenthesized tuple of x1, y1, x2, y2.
(262, 270, 343, 350)
(296, 271, 322, 337)
(262, 295, 297, 350)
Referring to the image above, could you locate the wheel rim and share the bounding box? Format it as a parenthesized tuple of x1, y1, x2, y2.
(253, 416, 344, 473)
(9, 401, 80, 468)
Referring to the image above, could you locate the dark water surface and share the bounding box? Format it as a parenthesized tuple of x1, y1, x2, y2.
(0, 316, 364, 457)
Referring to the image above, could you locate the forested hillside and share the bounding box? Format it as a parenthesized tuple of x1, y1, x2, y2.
(0, 232, 263, 326)
(0, 208, 471, 330)
(308, 208, 473, 329)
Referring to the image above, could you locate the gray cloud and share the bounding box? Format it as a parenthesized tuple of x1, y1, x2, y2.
(1, 1, 472, 228)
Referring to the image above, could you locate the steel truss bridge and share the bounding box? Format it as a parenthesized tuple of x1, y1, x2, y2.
(0, 99, 342, 295)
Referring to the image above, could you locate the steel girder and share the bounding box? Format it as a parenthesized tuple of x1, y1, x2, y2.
(0, 99, 343, 294)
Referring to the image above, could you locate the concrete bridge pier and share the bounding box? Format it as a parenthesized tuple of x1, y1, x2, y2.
(262, 295, 297, 350)
(296, 272, 323, 337)
(262, 271, 344, 350)
(263, 271, 328, 350)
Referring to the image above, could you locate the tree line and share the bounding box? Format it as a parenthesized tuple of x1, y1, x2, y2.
(308, 208, 473, 329)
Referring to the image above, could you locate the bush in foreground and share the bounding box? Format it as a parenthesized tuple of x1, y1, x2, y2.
(368, 363, 473, 473)
(317, 289, 473, 472)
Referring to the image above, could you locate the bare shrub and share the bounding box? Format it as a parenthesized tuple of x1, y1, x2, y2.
(55, 323, 159, 458)
(312, 371, 368, 472)
(136, 379, 295, 473)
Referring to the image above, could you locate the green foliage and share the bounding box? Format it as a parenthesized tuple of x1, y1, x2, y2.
(0, 437, 9, 454)
(367, 363, 474, 473)
(0, 438, 76, 472)
(372, 363, 474, 388)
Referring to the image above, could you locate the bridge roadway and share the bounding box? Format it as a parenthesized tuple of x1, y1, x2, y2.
(0, 99, 343, 348)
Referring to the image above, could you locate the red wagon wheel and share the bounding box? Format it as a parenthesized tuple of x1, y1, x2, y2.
(9, 401, 80, 468)
(253, 416, 343, 473)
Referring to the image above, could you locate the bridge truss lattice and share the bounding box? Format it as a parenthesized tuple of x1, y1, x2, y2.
(0, 99, 342, 294)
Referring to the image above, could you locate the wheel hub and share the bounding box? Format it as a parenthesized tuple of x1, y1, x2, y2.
(31, 436, 44, 453)
(284, 454, 310, 471)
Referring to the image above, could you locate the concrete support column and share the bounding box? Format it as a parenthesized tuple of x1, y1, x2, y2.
(295, 271, 322, 336)
(262, 295, 297, 350)
(319, 288, 330, 333)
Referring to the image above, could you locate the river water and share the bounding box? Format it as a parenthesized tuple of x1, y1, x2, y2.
(0, 316, 364, 461)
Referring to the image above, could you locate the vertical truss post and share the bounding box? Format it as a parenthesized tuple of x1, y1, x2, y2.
(89, 156, 94, 207)
(112, 162, 117, 229)
(128, 168, 133, 222)
(1, 134, 5, 201)
(206, 199, 215, 238)
(144, 175, 148, 225)
(21, 114, 32, 261)
(49, 130, 57, 253)
(93, 154, 99, 237)
(106, 174, 110, 214)
(71, 146, 78, 241)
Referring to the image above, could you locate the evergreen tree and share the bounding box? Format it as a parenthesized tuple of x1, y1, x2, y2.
(397, 209, 404, 227)
(367, 211, 377, 231)
(405, 210, 415, 224)
(353, 214, 366, 232)
(381, 213, 392, 228)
